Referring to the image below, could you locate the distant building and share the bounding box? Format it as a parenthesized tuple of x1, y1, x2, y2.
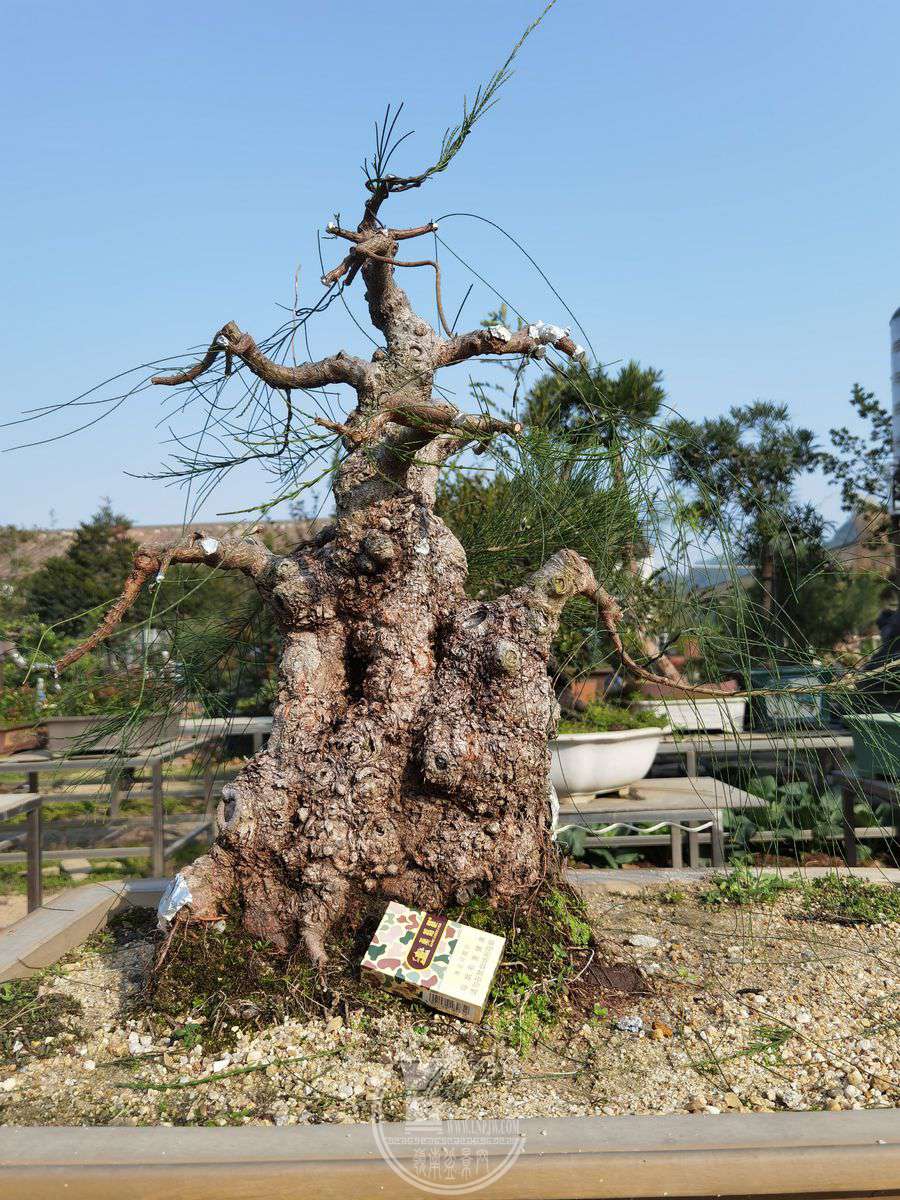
(828, 511, 892, 576)
(667, 513, 891, 597)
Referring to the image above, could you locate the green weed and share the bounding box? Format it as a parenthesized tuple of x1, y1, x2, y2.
(0, 974, 83, 1060)
(701, 866, 798, 907)
(801, 874, 900, 925)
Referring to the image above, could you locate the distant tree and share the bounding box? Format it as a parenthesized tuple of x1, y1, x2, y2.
(817, 383, 892, 548)
(667, 402, 817, 617)
(756, 503, 882, 653)
(26, 503, 150, 637)
(0, 526, 38, 628)
(436, 359, 667, 677)
(521, 358, 666, 445)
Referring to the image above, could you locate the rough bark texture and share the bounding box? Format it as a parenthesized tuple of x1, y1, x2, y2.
(62, 191, 695, 967)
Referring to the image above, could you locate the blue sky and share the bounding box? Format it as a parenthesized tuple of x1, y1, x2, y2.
(1, 0, 898, 528)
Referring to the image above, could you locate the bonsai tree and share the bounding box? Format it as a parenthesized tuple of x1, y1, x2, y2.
(50, 16, 715, 970)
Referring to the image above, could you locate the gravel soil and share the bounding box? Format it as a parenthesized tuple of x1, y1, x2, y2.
(2, 881, 899, 1126)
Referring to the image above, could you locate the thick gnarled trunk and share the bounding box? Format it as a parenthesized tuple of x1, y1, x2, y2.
(185, 479, 574, 966)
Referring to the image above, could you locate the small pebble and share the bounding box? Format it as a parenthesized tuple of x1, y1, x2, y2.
(627, 935, 660, 949)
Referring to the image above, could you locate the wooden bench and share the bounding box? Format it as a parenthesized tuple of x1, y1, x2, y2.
(557, 776, 765, 868)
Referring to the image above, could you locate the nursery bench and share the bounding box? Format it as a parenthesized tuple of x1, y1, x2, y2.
(657, 730, 853, 778)
(830, 769, 900, 868)
(557, 775, 764, 868)
(0, 735, 216, 877)
(0, 793, 43, 912)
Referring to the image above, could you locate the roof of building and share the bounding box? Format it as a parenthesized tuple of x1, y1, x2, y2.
(828, 515, 859, 550)
(660, 560, 752, 592)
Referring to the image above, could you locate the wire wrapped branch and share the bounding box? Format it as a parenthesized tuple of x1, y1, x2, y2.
(151, 321, 367, 391)
(55, 533, 277, 673)
(437, 322, 589, 369)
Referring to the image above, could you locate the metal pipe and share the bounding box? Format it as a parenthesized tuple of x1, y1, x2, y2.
(892, 305, 900, 587)
(25, 802, 42, 913)
(150, 759, 164, 877)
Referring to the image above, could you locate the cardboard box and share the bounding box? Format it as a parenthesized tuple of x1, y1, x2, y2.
(361, 901, 505, 1023)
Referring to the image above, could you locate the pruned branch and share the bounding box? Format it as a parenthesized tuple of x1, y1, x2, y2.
(326, 220, 438, 244)
(55, 533, 278, 673)
(151, 321, 367, 392)
(526, 549, 736, 697)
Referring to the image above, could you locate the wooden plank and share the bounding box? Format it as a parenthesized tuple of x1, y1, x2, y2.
(150, 760, 164, 878)
(0, 735, 214, 775)
(571, 866, 900, 886)
(180, 715, 273, 736)
(0, 883, 128, 982)
(0, 795, 41, 821)
(25, 802, 41, 912)
(748, 825, 897, 842)
(582, 834, 676, 848)
(0, 1112, 898, 1199)
(660, 732, 854, 755)
(0, 847, 149, 863)
(558, 776, 765, 818)
(0, 879, 166, 983)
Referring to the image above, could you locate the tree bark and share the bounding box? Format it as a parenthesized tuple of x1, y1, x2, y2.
(759, 543, 775, 617)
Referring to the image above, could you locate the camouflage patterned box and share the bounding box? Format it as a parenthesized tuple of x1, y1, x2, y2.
(361, 901, 505, 1023)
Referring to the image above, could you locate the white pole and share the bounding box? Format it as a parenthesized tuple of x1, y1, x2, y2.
(891, 306, 900, 588)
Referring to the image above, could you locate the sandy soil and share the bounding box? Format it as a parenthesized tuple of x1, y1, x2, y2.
(0, 894, 26, 931)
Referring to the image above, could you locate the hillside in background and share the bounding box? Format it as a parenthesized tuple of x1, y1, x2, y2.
(0, 520, 315, 591)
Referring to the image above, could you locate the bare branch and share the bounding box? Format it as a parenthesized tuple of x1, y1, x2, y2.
(321, 252, 358, 289)
(151, 321, 367, 391)
(55, 533, 278, 673)
(392, 222, 440, 242)
(436, 323, 588, 369)
(316, 400, 519, 450)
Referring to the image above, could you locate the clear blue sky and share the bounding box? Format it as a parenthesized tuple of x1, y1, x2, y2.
(1, 0, 898, 528)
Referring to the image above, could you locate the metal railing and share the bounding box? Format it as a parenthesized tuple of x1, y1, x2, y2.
(0, 734, 224, 890)
(0, 793, 43, 912)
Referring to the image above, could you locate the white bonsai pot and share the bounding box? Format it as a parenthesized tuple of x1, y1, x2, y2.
(549, 726, 667, 797)
(632, 696, 746, 733)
